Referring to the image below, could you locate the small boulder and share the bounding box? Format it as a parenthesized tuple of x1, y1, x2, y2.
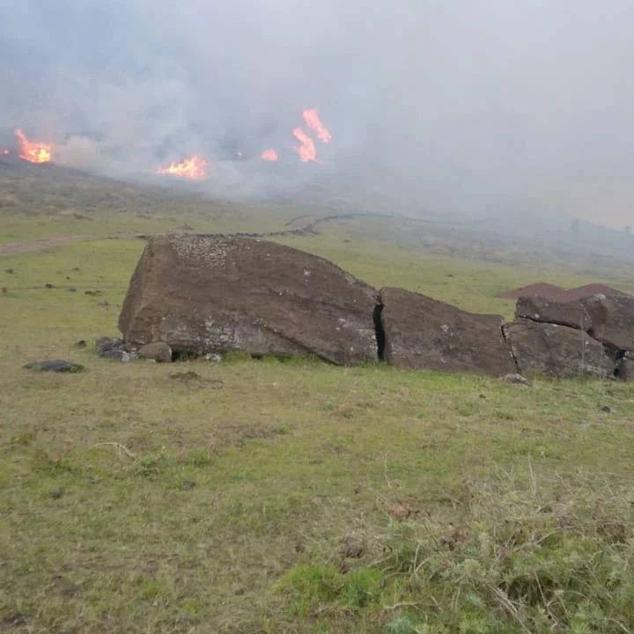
(616, 352, 634, 381)
(138, 341, 173, 363)
(96, 336, 125, 357)
(24, 360, 84, 373)
(516, 296, 591, 330)
(380, 287, 516, 376)
(503, 320, 614, 379)
(503, 373, 532, 386)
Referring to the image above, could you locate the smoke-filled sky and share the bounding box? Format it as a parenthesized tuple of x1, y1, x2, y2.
(1, 0, 633, 227)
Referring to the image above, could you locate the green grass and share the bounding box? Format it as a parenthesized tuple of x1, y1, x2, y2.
(1, 197, 633, 633)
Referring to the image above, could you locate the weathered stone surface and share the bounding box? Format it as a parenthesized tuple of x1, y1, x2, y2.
(138, 341, 173, 363)
(95, 336, 130, 361)
(379, 287, 516, 375)
(96, 336, 124, 355)
(616, 352, 634, 381)
(516, 296, 591, 330)
(580, 294, 634, 351)
(119, 235, 379, 365)
(503, 320, 614, 379)
(24, 359, 84, 373)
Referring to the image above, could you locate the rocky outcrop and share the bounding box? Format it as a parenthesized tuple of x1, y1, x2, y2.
(119, 235, 379, 365)
(503, 321, 614, 379)
(516, 296, 591, 331)
(379, 287, 516, 376)
(580, 294, 634, 351)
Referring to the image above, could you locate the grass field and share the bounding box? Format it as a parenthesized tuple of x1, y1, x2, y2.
(1, 175, 633, 633)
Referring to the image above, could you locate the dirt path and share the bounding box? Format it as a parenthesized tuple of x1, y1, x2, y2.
(0, 213, 401, 256)
(0, 231, 152, 256)
(0, 211, 453, 256)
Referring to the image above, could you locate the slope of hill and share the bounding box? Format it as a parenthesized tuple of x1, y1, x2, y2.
(1, 163, 633, 633)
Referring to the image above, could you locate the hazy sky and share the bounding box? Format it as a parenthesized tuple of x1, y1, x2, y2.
(1, 0, 633, 227)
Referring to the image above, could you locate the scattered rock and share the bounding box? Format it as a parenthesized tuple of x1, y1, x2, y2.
(600, 405, 612, 413)
(96, 336, 124, 355)
(380, 287, 516, 376)
(44, 283, 54, 289)
(85, 290, 102, 296)
(5, 268, 14, 274)
(138, 341, 173, 363)
(100, 348, 124, 360)
(340, 533, 365, 559)
(49, 487, 64, 499)
(205, 353, 223, 363)
(74, 339, 87, 349)
(68, 287, 77, 292)
(24, 360, 84, 373)
(119, 235, 379, 365)
(181, 480, 196, 491)
(616, 352, 634, 381)
(503, 373, 532, 386)
(95, 336, 133, 361)
(516, 295, 591, 330)
(503, 321, 614, 379)
(387, 501, 428, 521)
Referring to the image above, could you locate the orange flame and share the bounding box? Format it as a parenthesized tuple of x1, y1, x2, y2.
(293, 128, 317, 163)
(260, 148, 279, 162)
(156, 154, 209, 180)
(302, 109, 332, 143)
(15, 129, 53, 163)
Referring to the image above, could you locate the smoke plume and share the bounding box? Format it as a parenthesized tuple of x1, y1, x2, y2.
(1, 0, 634, 226)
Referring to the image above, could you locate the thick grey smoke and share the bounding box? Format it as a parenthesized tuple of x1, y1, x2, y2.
(1, 0, 633, 227)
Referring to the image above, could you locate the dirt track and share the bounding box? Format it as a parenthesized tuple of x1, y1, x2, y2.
(0, 233, 143, 256)
(0, 213, 383, 256)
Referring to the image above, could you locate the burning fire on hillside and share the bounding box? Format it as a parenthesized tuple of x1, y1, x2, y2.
(293, 128, 317, 163)
(15, 129, 53, 164)
(302, 109, 332, 144)
(260, 149, 279, 162)
(156, 155, 209, 180)
(8, 108, 331, 175)
(292, 108, 332, 163)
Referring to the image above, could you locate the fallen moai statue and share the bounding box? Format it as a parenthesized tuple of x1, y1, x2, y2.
(379, 287, 516, 376)
(119, 234, 378, 366)
(117, 234, 633, 381)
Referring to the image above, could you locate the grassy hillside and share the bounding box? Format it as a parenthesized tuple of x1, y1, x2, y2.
(1, 168, 633, 633)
